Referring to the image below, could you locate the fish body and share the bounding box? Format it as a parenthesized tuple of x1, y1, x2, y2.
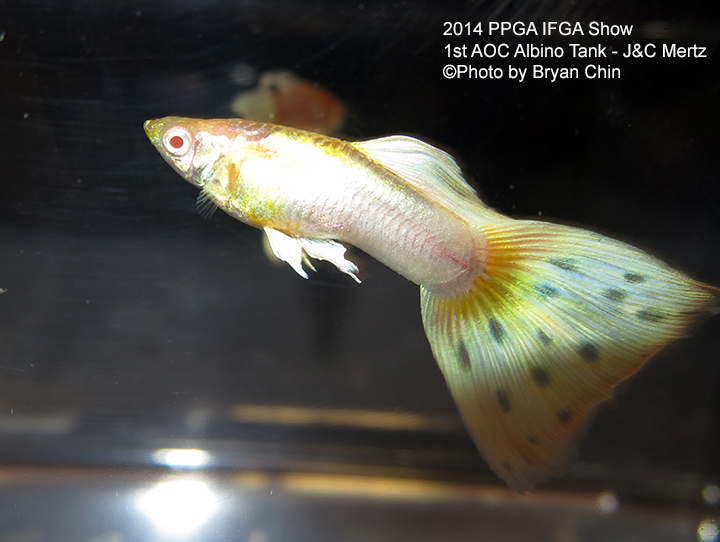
(145, 116, 719, 491)
(146, 117, 484, 291)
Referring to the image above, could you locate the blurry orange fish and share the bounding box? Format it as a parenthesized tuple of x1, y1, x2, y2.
(145, 116, 719, 491)
(230, 70, 345, 135)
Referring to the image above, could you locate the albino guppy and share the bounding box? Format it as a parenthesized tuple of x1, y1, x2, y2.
(144, 117, 719, 491)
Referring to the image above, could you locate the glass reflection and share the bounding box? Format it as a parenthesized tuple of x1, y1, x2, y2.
(136, 478, 222, 536)
(152, 448, 211, 469)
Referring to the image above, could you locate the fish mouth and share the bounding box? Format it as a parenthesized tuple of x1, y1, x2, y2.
(143, 118, 163, 143)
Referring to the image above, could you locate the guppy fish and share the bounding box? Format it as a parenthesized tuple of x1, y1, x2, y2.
(230, 70, 346, 135)
(144, 117, 719, 491)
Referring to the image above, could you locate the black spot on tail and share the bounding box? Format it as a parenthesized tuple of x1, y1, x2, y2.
(531, 366, 552, 387)
(578, 341, 599, 363)
(528, 435, 539, 445)
(604, 288, 628, 302)
(558, 409, 572, 424)
(535, 284, 559, 298)
(496, 389, 512, 413)
(457, 342, 472, 372)
(548, 257, 579, 272)
(636, 308, 667, 322)
(624, 272, 646, 284)
(537, 330, 553, 346)
(488, 318, 505, 342)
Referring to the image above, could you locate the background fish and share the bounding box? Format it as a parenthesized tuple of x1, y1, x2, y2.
(230, 70, 345, 135)
(145, 116, 719, 492)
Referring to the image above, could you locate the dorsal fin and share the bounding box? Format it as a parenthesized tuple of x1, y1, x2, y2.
(352, 136, 499, 222)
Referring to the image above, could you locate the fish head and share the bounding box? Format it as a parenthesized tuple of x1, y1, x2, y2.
(144, 116, 237, 188)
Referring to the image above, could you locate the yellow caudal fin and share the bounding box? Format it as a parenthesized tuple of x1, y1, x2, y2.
(420, 220, 719, 492)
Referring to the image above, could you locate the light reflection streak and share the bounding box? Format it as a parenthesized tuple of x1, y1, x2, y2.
(230, 470, 610, 510)
(136, 478, 222, 536)
(227, 404, 462, 433)
(152, 448, 211, 468)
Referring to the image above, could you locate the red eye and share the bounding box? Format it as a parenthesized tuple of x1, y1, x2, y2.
(163, 128, 192, 157)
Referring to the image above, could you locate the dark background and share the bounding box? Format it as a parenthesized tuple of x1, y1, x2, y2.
(0, 0, 719, 540)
